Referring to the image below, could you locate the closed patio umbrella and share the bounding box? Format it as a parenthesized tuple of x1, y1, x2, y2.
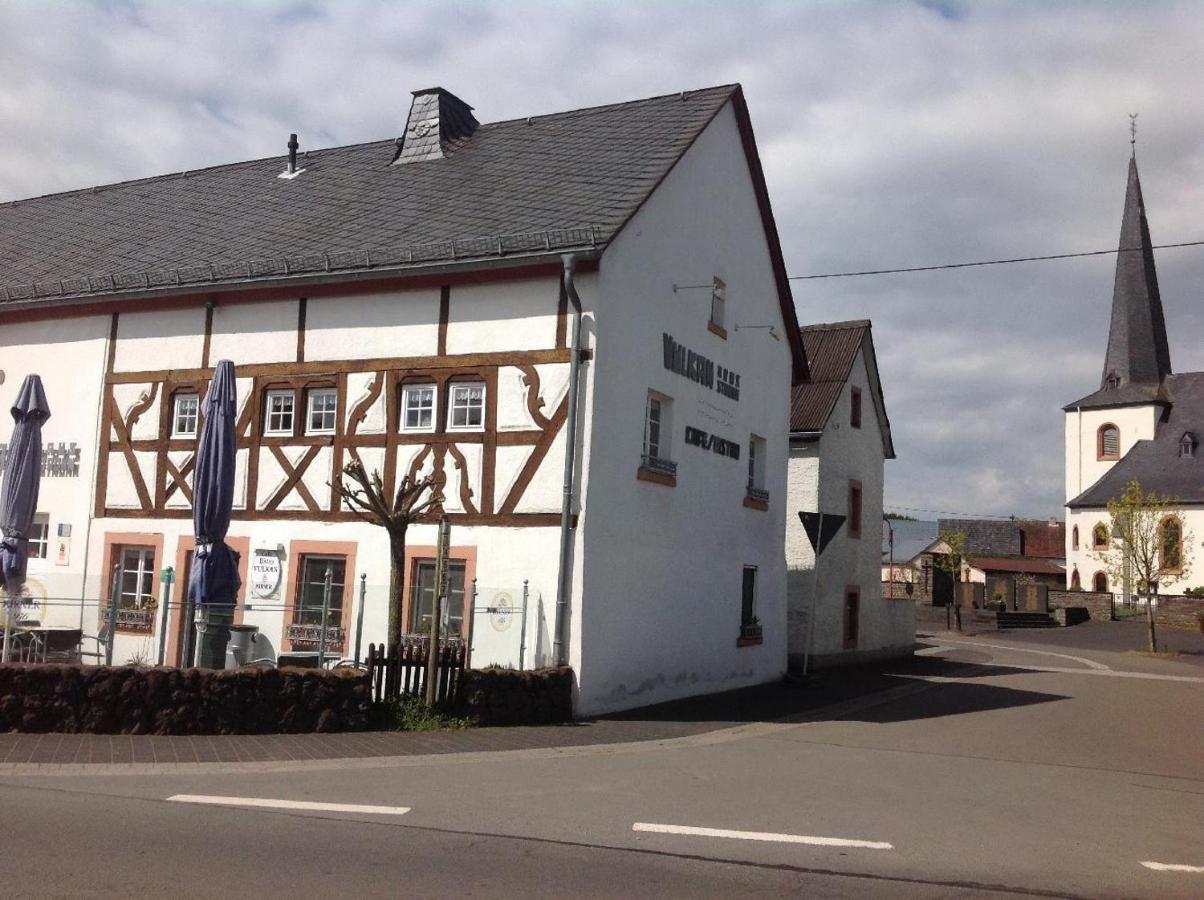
(186, 360, 241, 666)
(1, 375, 51, 663)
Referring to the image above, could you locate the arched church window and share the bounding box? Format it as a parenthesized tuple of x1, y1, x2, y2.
(1092, 523, 1109, 550)
(1071, 569, 1081, 590)
(1097, 424, 1120, 461)
(1092, 571, 1108, 593)
(1159, 516, 1183, 573)
(1072, 525, 1079, 550)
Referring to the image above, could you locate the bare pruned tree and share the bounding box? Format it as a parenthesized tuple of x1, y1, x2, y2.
(335, 458, 443, 651)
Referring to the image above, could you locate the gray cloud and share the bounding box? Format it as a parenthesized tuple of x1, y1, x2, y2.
(1, 0, 1201, 519)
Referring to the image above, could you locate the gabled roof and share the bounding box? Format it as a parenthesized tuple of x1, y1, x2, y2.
(789, 319, 894, 457)
(936, 517, 1065, 560)
(1069, 372, 1204, 508)
(1065, 157, 1172, 411)
(965, 557, 1065, 577)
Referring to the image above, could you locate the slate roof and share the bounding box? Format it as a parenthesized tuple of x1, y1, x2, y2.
(965, 557, 1065, 577)
(936, 518, 1065, 560)
(1065, 157, 1173, 411)
(790, 320, 895, 457)
(1069, 372, 1204, 508)
(0, 85, 721, 297)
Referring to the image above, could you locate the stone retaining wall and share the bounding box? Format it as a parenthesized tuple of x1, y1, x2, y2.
(1049, 590, 1113, 621)
(455, 666, 574, 726)
(0, 664, 372, 735)
(1152, 595, 1204, 630)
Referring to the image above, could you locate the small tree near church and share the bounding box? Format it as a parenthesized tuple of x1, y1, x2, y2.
(1096, 479, 1192, 653)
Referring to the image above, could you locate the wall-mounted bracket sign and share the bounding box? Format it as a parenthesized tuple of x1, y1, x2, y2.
(663, 334, 741, 402)
(685, 426, 741, 460)
(250, 550, 282, 599)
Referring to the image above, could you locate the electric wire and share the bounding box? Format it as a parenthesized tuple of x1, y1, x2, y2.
(789, 239, 1204, 280)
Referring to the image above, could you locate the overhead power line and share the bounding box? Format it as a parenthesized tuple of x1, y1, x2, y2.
(885, 505, 1036, 521)
(789, 239, 1204, 281)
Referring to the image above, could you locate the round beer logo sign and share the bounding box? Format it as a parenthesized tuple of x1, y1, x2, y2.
(489, 591, 514, 632)
(250, 551, 282, 599)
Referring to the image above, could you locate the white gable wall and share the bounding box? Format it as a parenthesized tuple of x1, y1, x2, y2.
(575, 101, 792, 714)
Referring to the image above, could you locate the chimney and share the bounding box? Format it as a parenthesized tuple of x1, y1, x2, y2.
(393, 88, 479, 165)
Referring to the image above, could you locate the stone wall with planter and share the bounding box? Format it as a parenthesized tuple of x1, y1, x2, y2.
(455, 666, 574, 726)
(0, 664, 372, 735)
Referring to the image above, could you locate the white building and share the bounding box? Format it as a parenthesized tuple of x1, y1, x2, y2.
(1064, 156, 1204, 597)
(0, 84, 808, 715)
(785, 321, 912, 667)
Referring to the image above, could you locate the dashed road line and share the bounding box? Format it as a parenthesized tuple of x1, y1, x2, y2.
(166, 794, 411, 815)
(632, 822, 893, 850)
(1141, 861, 1204, 873)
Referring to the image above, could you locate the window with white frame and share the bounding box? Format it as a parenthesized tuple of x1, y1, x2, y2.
(747, 434, 767, 500)
(642, 391, 676, 475)
(401, 383, 437, 432)
(264, 389, 295, 436)
(306, 387, 338, 434)
(28, 514, 49, 560)
(116, 546, 156, 609)
(447, 382, 485, 431)
(172, 393, 199, 437)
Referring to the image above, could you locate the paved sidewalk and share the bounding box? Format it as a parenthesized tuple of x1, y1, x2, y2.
(0, 657, 938, 768)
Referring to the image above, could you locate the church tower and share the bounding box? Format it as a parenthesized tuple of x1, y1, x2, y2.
(1063, 155, 1173, 588)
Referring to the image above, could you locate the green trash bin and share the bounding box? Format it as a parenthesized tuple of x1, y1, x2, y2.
(194, 607, 234, 669)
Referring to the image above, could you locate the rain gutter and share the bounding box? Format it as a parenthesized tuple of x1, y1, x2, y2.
(553, 254, 585, 667)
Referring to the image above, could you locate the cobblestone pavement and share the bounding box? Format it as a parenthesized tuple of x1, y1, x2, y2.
(0, 660, 930, 768)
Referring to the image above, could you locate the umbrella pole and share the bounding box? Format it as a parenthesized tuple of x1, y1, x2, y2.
(1, 591, 12, 664)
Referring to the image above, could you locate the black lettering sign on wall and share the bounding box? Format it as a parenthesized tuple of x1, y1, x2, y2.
(663, 333, 739, 401)
(684, 426, 741, 461)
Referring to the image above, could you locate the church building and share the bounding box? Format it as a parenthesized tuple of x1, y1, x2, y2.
(1064, 156, 1203, 598)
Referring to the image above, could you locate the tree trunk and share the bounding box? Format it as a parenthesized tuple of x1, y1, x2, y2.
(387, 525, 407, 652)
(1146, 591, 1158, 653)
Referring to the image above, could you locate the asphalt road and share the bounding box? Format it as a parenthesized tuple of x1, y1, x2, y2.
(2, 633, 1202, 899)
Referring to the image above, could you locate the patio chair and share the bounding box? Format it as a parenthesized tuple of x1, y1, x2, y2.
(43, 628, 83, 664)
(78, 624, 111, 665)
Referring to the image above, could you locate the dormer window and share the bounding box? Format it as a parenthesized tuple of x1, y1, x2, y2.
(1097, 424, 1120, 461)
(1180, 432, 1197, 459)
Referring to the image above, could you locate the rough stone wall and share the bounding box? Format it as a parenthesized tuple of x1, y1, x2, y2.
(1049, 590, 1113, 621)
(0, 664, 371, 735)
(1152, 595, 1204, 630)
(455, 666, 573, 725)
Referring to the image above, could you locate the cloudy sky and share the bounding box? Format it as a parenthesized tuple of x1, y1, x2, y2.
(2, 0, 1201, 520)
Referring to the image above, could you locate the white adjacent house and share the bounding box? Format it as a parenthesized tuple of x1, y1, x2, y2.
(785, 320, 912, 667)
(0, 84, 807, 715)
(1064, 156, 1204, 598)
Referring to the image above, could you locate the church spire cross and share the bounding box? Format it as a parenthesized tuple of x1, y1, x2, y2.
(1129, 113, 1138, 158)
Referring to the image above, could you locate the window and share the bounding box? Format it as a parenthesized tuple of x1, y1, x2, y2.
(709, 276, 726, 333)
(306, 387, 338, 434)
(172, 393, 199, 438)
(641, 391, 676, 477)
(264, 389, 295, 436)
(27, 515, 49, 560)
(1092, 523, 1109, 550)
(1181, 432, 1197, 458)
(740, 566, 757, 628)
(410, 559, 467, 637)
(848, 480, 863, 539)
(447, 382, 485, 431)
(401, 383, 437, 432)
(115, 546, 156, 609)
(1092, 571, 1108, 593)
(843, 587, 860, 649)
(1097, 424, 1120, 460)
(1071, 569, 1081, 590)
(746, 434, 768, 503)
(850, 387, 862, 429)
(294, 555, 346, 628)
(1160, 516, 1183, 573)
(1072, 525, 1079, 551)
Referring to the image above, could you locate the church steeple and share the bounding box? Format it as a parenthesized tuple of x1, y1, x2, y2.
(1100, 156, 1172, 392)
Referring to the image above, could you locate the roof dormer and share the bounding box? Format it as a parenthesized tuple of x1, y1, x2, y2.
(1180, 432, 1197, 458)
(392, 87, 479, 165)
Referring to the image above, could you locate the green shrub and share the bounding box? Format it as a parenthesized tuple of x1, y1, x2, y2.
(371, 696, 473, 731)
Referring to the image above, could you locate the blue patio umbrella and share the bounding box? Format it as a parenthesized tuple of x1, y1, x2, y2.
(1, 375, 51, 662)
(187, 360, 241, 617)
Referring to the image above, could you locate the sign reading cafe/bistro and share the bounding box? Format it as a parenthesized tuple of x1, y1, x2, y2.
(662, 334, 741, 402)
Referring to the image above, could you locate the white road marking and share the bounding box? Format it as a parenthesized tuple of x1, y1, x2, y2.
(632, 822, 893, 850)
(1141, 861, 1204, 873)
(926, 638, 1111, 670)
(167, 794, 411, 815)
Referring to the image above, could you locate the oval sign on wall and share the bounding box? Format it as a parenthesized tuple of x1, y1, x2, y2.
(250, 551, 282, 599)
(489, 591, 514, 632)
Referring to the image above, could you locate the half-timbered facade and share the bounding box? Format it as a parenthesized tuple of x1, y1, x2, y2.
(0, 84, 806, 714)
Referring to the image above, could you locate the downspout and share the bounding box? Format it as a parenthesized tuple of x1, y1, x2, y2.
(554, 254, 585, 666)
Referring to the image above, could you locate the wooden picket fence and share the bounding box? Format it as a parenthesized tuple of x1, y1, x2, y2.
(364, 639, 467, 705)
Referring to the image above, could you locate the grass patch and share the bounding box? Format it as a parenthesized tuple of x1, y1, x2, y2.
(371, 696, 474, 731)
(1124, 647, 1182, 659)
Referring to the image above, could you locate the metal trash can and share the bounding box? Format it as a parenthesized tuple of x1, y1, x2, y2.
(225, 624, 260, 668)
(194, 606, 234, 669)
